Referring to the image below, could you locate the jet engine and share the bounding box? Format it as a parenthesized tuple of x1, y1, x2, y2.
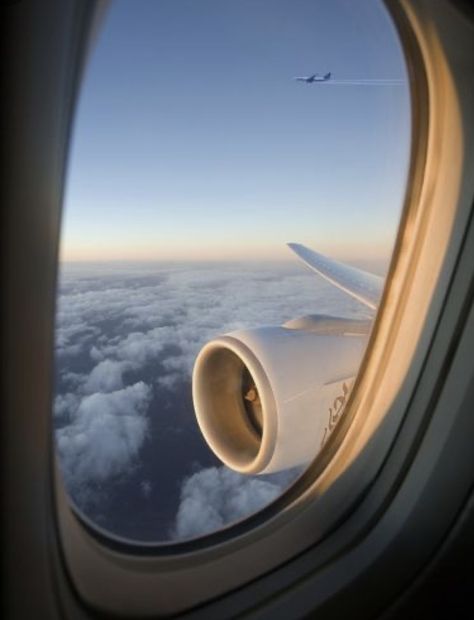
(192, 315, 370, 474)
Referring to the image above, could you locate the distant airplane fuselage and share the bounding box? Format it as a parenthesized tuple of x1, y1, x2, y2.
(294, 72, 331, 83)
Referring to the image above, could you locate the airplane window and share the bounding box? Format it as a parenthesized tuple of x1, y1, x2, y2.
(54, 0, 410, 543)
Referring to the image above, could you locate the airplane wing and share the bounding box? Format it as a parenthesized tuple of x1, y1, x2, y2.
(287, 242, 383, 311)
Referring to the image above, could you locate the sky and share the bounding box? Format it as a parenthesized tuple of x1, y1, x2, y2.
(61, 0, 411, 263)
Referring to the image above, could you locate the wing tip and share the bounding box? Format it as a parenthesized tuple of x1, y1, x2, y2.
(287, 241, 308, 257)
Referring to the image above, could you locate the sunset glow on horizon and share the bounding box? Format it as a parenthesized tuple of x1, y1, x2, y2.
(60, 237, 396, 264)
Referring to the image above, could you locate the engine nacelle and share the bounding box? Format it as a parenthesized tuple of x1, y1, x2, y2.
(192, 316, 369, 474)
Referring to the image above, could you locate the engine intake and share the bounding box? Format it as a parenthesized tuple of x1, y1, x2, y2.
(193, 317, 369, 474)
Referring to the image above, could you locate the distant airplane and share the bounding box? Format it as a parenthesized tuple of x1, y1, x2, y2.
(294, 72, 331, 83)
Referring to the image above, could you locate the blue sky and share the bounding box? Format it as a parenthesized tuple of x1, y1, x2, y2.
(61, 0, 410, 262)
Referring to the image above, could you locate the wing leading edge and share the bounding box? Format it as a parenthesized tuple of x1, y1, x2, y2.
(287, 243, 383, 311)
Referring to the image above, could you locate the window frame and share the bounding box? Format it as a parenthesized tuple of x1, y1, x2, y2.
(3, 0, 473, 617)
(54, 0, 474, 616)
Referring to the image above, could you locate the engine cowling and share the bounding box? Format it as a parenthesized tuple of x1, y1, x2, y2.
(192, 315, 369, 474)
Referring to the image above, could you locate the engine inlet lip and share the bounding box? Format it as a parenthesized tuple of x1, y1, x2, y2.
(192, 335, 278, 475)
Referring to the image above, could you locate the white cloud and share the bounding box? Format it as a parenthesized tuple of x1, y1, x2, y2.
(56, 382, 152, 497)
(171, 466, 299, 540)
(61, 371, 87, 388)
(100, 327, 174, 366)
(155, 373, 181, 390)
(55, 321, 101, 360)
(53, 392, 81, 419)
(56, 342, 85, 359)
(140, 480, 153, 499)
(83, 359, 134, 394)
(90, 345, 105, 362)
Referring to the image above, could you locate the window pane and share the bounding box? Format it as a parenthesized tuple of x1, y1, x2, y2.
(54, 0, 410, 543)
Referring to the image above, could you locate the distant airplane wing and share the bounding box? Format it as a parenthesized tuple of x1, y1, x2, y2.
(287, 242, 383, 311)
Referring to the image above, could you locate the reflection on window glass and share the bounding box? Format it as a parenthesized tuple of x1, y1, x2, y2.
(54, 0, 410, 543)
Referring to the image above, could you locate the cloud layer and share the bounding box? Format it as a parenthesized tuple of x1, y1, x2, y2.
(54, 261, 372, 539)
